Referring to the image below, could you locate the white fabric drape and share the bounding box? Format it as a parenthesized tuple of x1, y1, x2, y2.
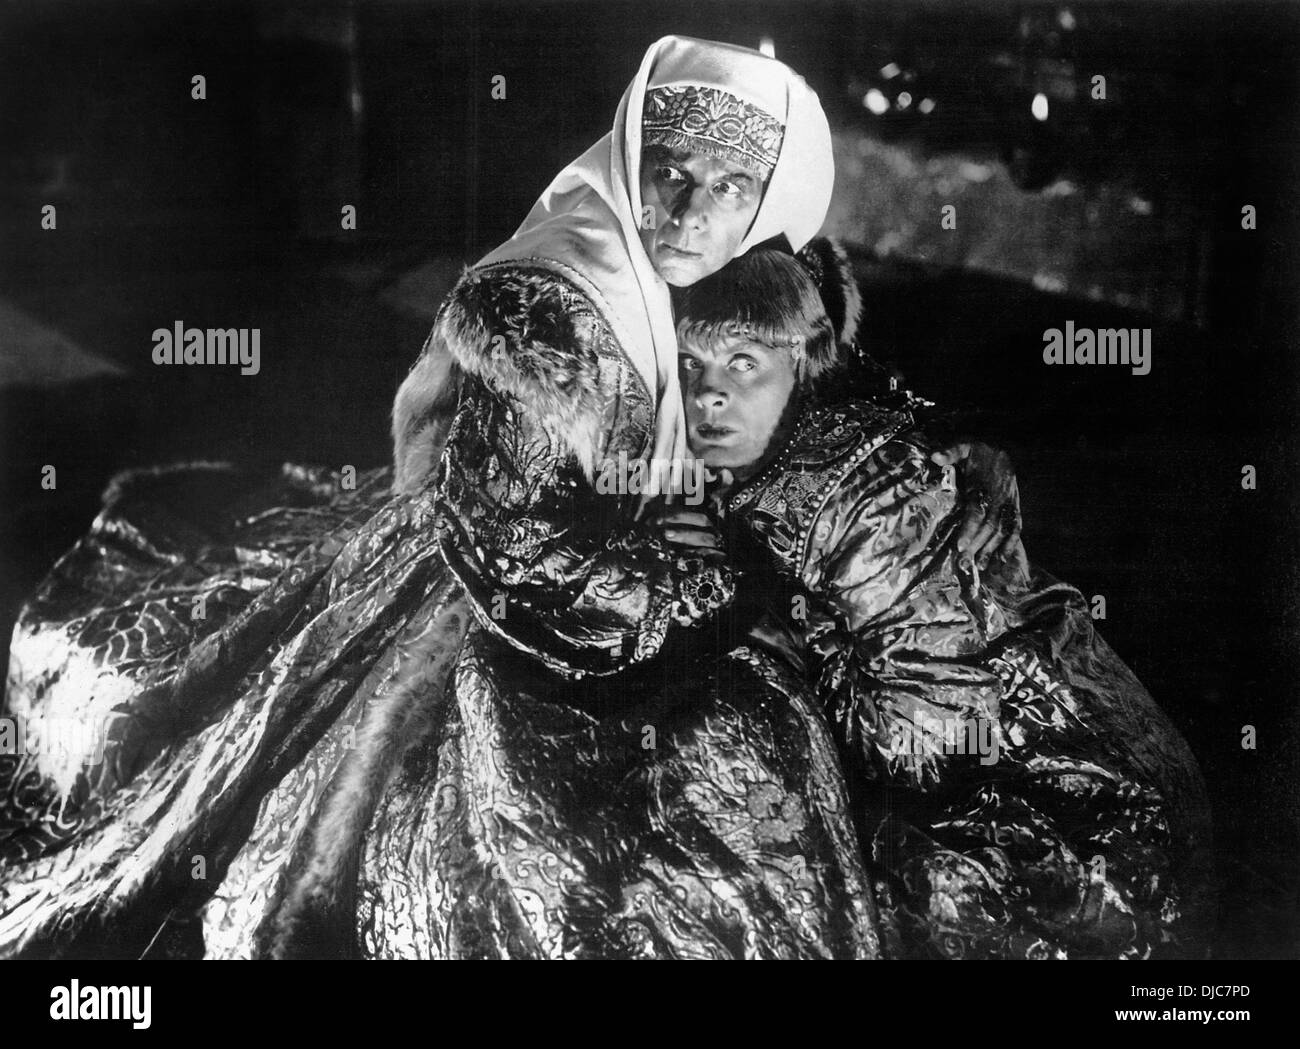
(477, 35, 834, 501)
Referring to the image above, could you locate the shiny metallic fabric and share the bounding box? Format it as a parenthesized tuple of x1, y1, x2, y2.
(723, 399, 1215, 958)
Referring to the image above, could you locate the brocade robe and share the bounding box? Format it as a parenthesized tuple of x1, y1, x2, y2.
(721, 398, 1215, 959)
(0, 265, 878, 959)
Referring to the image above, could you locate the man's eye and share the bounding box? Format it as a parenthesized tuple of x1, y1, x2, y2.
(658, 165, 686, 183)
(730, 356, 757, 372)
(714, 180, 745, 198)
(678, 357, 702, 371)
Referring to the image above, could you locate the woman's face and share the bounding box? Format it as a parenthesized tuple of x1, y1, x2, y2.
(639, 145, 765, 287)
(679, 331, 798, 475)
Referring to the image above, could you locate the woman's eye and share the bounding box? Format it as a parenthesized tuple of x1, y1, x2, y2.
(714, 180, 739, 197)
(678, 357, 702, 371)
(658, 165, 686, 183)
(730, 356, 757, 372)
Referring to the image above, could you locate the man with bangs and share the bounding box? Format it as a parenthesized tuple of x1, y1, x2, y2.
(670, 241, 1214, 959)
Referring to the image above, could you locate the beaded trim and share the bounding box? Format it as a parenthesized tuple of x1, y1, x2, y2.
(725, 404, 913, 573)
(725, 409, 816, 514)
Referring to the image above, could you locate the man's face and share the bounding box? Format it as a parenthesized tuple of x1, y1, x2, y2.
(639, 145, 765, 287)
(679, 332, 798, 473)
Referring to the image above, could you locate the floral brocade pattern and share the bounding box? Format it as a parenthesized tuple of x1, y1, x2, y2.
(433, 269, 734, 678)
(642, 84, 784, 179)
(1, 271, 880, 959)
(0, 462, 450, 956)
(357, 630, 880, 959)
(727, 400, 1215, 959)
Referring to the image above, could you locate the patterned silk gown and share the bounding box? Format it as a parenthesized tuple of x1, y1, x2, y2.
(0, 267, 880, 960)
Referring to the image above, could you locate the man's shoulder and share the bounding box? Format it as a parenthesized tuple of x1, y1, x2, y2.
(788, 398, 919, 469)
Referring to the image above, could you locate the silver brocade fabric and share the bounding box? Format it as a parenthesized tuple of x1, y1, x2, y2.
(0, 294, 1211, 960)
(0, 278, 881, 957)
(353, 632, 879, 959)
(0, 463, 459, 956)
(722, 399, 1215, 958)
(0, 465, 880, 957)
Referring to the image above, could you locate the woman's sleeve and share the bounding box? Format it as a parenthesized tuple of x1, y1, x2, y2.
(801, 437, 1005, 782)
(423, 268, 731, 678)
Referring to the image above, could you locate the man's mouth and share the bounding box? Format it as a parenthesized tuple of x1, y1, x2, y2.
(659, 242, 702, 259)
(694, 422, 735, 441)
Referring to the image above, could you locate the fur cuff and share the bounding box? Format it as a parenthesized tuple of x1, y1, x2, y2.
(391, 264, 606, 494)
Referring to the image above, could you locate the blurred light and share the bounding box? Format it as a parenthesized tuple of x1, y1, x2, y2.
(880, 62, 901, 80)
(1058, 8, 1077, 31)
(759, 37, 775, 58)
(863, 89, 889, 115)
(1042, 178, 1078, 197)
(1031, 93, 1049, 120)
(918, 97, 935, 114)
(896, 91, 912, 110)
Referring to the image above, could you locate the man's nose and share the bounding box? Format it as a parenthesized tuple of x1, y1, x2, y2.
(692, 375, 727, 410)
(671, 184, 709, 231)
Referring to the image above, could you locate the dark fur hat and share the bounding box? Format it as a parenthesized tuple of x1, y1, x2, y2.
(674, 237, 862, 384)
(795, 236, 863, 352)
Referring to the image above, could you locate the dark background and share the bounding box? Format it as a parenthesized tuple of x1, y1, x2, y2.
(1, 0, 1297, 957)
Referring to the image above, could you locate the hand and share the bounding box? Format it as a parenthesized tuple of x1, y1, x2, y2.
(930, 440, 1022, 569)
(646, 506, 727, 564)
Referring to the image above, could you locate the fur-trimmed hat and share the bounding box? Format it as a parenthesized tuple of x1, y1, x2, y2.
(795, 236, 862, 352)
(673, 237, 862, 383)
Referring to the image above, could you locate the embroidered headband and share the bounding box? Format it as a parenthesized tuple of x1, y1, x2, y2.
(642, 84, 785, 181)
